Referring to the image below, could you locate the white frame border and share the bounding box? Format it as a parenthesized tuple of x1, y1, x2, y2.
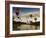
(10, 4, 43, 34)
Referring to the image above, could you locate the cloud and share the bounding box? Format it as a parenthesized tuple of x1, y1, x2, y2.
(19, 11, 40, 17)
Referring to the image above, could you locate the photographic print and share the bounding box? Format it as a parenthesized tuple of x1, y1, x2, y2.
(5, 1, 45, 37)
(13, 7, 40, 30)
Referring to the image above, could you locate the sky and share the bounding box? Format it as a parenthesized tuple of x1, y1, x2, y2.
(13, 7, 40, 16)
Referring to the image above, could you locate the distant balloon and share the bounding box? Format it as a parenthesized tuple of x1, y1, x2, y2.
(16, 8, 19, 16)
